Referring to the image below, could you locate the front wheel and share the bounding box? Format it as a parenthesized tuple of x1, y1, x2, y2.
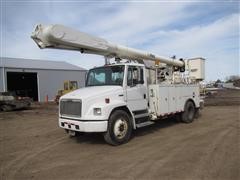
(104, 110, 132, 146)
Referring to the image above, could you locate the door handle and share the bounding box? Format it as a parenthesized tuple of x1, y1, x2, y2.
(143, 94, 146, 99)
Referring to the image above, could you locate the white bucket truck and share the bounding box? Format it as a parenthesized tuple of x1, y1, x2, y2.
(32, 24, 205, 145)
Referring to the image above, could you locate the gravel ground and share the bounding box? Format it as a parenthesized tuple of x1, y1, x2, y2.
(0, 89, 239, 180)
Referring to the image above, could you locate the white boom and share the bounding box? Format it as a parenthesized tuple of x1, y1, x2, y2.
(31, 24, 184, 67)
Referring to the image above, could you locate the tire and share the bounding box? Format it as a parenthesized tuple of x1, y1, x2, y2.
(1, 105, 13, 112)
(181, 101, 195, 123)
(104, 110, 132, 146)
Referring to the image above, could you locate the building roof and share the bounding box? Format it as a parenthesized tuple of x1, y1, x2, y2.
(188, 57, 205, 60)
(0, 57, 86, 71)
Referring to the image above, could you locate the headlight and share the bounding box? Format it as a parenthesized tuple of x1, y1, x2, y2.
(93, 108, 102, 116)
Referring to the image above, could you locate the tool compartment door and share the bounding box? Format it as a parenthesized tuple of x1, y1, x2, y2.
(168, 86, 177, 113)
(157, 86, 169, 115)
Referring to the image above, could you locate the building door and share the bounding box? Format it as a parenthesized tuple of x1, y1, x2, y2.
(7, 72, 38, 101)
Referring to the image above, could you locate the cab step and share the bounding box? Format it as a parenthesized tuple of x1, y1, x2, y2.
(136, 121, 154, 128)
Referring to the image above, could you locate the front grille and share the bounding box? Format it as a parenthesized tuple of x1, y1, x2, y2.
(60, 99, 81, 117)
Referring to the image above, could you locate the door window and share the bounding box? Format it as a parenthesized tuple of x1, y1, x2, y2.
(127, 66, 144, 86)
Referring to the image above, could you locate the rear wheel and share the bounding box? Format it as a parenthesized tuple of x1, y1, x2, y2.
(104, 110, 132, 146)
(181, 101, 195, 123)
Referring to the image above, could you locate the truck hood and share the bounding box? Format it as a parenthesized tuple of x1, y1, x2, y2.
(61, 86, 123, 100)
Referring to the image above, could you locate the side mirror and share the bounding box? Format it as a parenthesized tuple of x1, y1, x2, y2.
(128, 80, 137, 87)
(133, 79, 138, 86)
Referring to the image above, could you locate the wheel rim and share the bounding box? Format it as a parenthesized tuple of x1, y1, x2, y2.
(113, 118, 128, 139)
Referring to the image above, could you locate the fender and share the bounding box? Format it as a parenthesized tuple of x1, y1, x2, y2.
(185, 98, 196, 108)
(109, 105, 137, 129)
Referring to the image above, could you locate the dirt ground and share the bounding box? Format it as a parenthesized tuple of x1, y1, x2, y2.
(0, 89, 239, 180)
(204, 89, 240, 106)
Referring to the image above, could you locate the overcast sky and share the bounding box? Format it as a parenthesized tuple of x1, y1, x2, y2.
(1, 0, 239, 81)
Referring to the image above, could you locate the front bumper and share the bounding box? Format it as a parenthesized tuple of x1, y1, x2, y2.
(59, 117, 108, 132)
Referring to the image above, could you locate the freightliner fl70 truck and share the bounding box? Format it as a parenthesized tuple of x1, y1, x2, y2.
(31, 24, 205, 145)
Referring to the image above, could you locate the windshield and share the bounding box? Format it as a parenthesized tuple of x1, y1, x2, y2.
(86, 65, 124, 86)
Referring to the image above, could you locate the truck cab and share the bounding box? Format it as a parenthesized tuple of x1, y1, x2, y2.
(59, 63, 148, 145)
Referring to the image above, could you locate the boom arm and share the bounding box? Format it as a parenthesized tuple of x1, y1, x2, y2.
(31, 24, 184, 67)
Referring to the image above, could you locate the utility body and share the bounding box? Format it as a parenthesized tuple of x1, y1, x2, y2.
(32, 24, 204, 145)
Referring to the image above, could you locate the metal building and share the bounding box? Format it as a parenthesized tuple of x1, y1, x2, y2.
(0, 57, 87, 101)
